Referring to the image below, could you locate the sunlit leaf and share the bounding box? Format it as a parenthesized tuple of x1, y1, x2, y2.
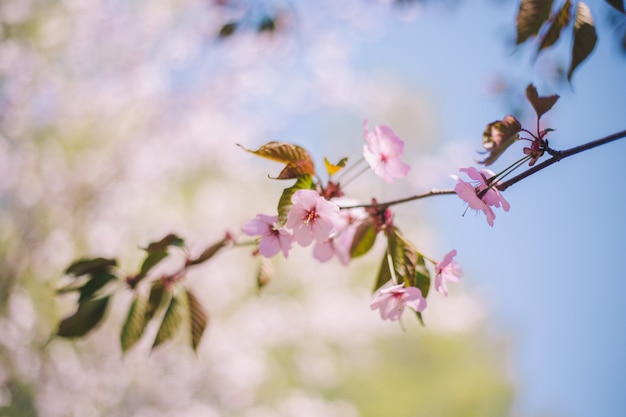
(323, 157, 348, 176)
(65, 257, 116, 277)
(57, 296, 110, 338)
(145, 280, 167, 321)
(568, 2, 597, 81)
(606, 0, 625, 13)
(516, 0, 554, 44)
(478, 116, 521, 166)
(152, 291, 184, 349)
(257, 257, 274, 290)
(238, 142, 316, 179)
(373, 251, 392, 293)
(277, 174, 314, 225)
(386, 227, 418, 288)
(525, 84, 560, 119)
(414, 252, 431, 299)
(537, 0, 572, 53)
(186, 290, 208, 351)
(120, 294, 148, 353)
(187, 237, 228, 266)
(350, 219, 377, 258)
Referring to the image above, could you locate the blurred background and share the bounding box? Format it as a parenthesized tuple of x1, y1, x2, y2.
(1, 0, 625, 416)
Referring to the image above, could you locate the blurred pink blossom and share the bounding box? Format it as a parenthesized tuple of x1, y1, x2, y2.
(370, 283, 427, 321)
(435, 249, 463, 296)
(242, 214, 293, 258)
(452, 167, 510, 226)
(286, 189, 340, 247)
(363, 120, 410, 184)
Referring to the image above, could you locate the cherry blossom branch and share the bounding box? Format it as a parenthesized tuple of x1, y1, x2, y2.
(497, 128, 626, 191)
(341, 128, 626, 210)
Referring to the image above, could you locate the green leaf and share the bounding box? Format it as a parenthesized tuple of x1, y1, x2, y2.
(478, 115, 521, 166)
(78, 271, 117, 302)
(186, 290, 208, 351)
(525, 84, 560, 119)
(386, 227, 417, 288)
(277, 174, 314, 225)
(145, 280, 167, 321)
(135, 234, 185, 285)
(606, 0, 625, 13)
(537, 0, 572, 53)
(516, 0, 554, 44)
(373, 251, 392, 293)
(238, 142, 316, 179)
(187, 237, 227, 266)
(65, 257, 117, 277)
(323, 157, 348, 176)
(57, 296, 110, 338)
(218, 21, 238, 38)
(350, 220, 377, 259)
(568, 2, 598, 81)
(152, 291, 184, 349)
(144, 234, 185, 253)
(120, 294, 148, 353)
(139, 252, 168, 277)
(414, 252, 431, 299)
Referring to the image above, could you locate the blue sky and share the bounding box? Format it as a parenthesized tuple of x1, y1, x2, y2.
(273, 1, 626, 416)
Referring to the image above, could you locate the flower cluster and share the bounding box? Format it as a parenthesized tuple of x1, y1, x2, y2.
(452, 167, 510, 226)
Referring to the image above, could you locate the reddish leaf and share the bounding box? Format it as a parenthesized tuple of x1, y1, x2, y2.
(568, 2, 598, 81)
(239, 142, 316, 179)
(478, 115, 522, 166)
(257, 257, 274, 290)
(188, 238, 228, 266)
(526, 84, 560, 119)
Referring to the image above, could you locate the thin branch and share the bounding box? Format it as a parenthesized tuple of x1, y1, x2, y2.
(342, 129, 626, 210)
(497, 129, 626, 191)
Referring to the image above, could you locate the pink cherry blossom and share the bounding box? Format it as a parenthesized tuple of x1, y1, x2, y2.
(285, 189, 340, 247)
(363, 120, 410, 184)
(370, 284, 427, 321)
(452, 167, 510, 226)
(242, 214, 293, 258)
(313, 198, 368, 265)
(435, 249, 463, 296)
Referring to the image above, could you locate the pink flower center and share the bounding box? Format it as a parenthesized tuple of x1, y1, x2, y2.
(303, 208, 319, 224)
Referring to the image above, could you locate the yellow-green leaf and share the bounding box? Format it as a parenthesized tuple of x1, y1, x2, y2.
(120, 294, 148, 353)
(145, 280, 167, 321)
(277, 174, 314, 225)
(350, 219, 377, 259)
(152, 291, 184, 349)
(186, 290, 208, 351)
(568, 2, 597, 81)
(323, 157, 348, 176)
(373, 251, 392, 293)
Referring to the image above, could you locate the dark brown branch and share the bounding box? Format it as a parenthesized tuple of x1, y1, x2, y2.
(341, 129, 626, 210)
